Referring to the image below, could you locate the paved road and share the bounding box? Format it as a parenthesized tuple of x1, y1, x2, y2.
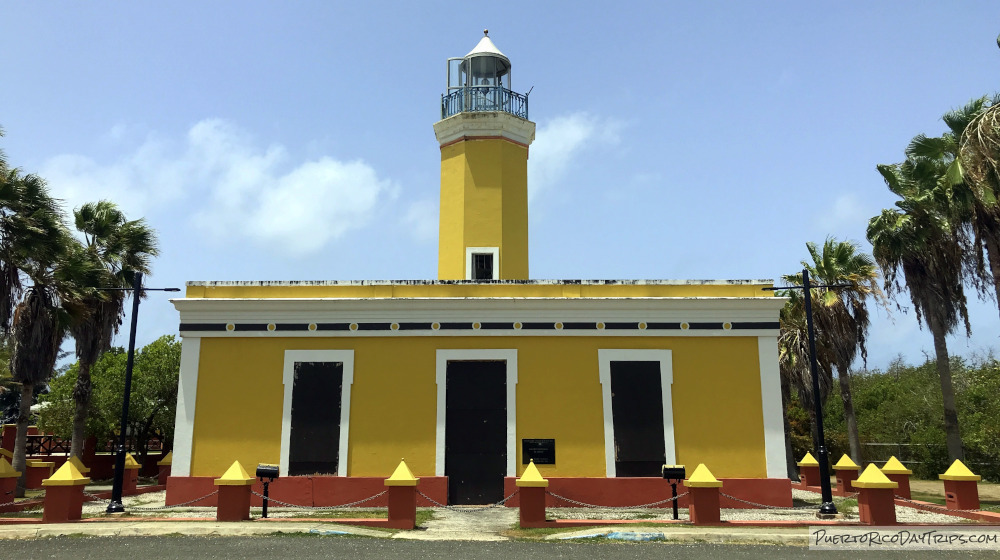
(5, 536, 1000, 559)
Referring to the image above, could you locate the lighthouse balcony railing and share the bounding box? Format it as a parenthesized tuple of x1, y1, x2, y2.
(441, 86, 528, 120)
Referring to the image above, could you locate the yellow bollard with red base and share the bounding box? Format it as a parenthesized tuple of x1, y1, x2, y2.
(214, 461, 254, 521)
(25, 460, 55, 489)
(68, 455, 91, 476)
(940, 460, 981, 511)
(157, 451, 173, 485)
(384, 459, 419, 528)
(880, 456, 912, 500)
(796, 452, 820, 487)
(42, 461, 91, 523)
(384, 459, 419, 529)
(116, 453, 142, 496)
(516, 460, 549, 528)
(0, 457, 21, 509)
(852, 464, 898, 525)
(832, 455, 860, 497)
(685, 464, 723, 525)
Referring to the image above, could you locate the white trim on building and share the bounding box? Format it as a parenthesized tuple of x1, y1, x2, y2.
(280, 350, 355, 478)
(435, 349, 518, 477)
(758, 336, 786, 478)
(171, 337, 201, 477)
(598, 349, 675, 478)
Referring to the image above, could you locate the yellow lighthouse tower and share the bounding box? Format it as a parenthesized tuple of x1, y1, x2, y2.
(434, 31, 535, 280)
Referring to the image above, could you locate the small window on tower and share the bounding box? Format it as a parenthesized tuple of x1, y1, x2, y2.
(466, 246, 499, 280)
(472, 253, 494, 281)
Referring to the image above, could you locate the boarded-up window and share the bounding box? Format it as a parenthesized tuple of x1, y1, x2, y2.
(288, 361, 343, 476)
(610, 360, 666, 477)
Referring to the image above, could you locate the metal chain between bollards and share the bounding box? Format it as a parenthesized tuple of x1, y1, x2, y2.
(893, 494, 1000, 514)
(545, 490, 689, 510)
(416, 489, 519, 512)
(249, 489, 387, 510)
(82, 491, 111, 504)
(129, 490, 221, 511)
(719, 491, 858, 511)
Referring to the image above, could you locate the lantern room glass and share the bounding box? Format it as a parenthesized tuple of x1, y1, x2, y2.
(442, 41, 527, 120)
(447, 55, 511, 92)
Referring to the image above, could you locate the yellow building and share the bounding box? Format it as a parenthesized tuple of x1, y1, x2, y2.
(167, 33, 790, 507)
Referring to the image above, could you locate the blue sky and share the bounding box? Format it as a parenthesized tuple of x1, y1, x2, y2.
(2, 2, 999, 370)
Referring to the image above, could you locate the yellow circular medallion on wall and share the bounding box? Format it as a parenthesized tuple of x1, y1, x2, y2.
(596, 322, 605, 330)
(225, 323, 235, 332)
(349, 323, 359, 331)
(554, 322, 563, 330)
(432, 322, 441, 330)
(267, 323, 276, 332)
(638, 322, 647, 330)
(391, 323, 399, 331)
(308, 323, 317, 332)
(723, 322, 732, 330)
(680, 322, 690, 330)
(513, 322, 522, 330)
(472, 322, 481, 330)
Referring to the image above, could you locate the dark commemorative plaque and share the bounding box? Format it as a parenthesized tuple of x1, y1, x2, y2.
(522, 438, 556, 465)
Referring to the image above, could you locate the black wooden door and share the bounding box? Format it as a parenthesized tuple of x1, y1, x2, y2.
(445, 360, 506, 504)
(288, 361, 343, 476)
(610, 360, 666, 477)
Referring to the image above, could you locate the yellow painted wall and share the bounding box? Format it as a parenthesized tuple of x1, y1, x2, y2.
(437, 137, 529, 280)
(190, 335, 767, 479)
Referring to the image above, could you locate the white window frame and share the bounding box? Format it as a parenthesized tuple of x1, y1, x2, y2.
(435, 349, 518, 477)
(598, 349, 675, 477)
(465, 246, 500, 280)
(280, 350, 355, 477)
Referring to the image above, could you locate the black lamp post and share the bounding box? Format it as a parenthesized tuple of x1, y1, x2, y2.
(765, 269, 847, 516)
(105, 272, 180, 514)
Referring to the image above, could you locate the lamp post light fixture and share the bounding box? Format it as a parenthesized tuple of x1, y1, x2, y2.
(103, 272, 180, 514)
(764, 269, 848, 516)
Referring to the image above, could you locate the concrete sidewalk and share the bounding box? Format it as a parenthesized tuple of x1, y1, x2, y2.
(0, 517, 811, 545)
(0, 520, 392, 540)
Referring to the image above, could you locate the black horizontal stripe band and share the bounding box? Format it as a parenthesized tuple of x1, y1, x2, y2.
(316, 323, 351, 330)
(397, 322, 433, 330)
(603, 322, 638, 329)
(687, 322, 723, 329)
(356, 323, 391, 330)
(645, 322, 681, 329)
(561, 322, 596, 329)
(520, 322, 554, 329)
(480, 322, 514, 329)
(275, 323, 311, 331)
(178, 323, 228, 331)
(438, 322, 473, 329)
(234, 323, 268, 331)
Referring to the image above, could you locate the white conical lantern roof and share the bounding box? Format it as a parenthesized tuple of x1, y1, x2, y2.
(465, 30, 510, 65)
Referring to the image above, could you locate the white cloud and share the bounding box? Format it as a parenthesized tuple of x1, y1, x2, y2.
(528, 112, 621, 200)
(40, 119, 394, 256)
(817, 193, 869, 233)
(402, 199, 439, 242)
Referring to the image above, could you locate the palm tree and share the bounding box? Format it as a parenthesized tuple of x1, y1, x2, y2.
(909, 96, 1000, 309)
(68, 201, 158, 457)
(3, 167, 100, 496)
(867, 158, 970, 462)
(793, 238, 883, 463)
(955, 97, 1000, 310)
